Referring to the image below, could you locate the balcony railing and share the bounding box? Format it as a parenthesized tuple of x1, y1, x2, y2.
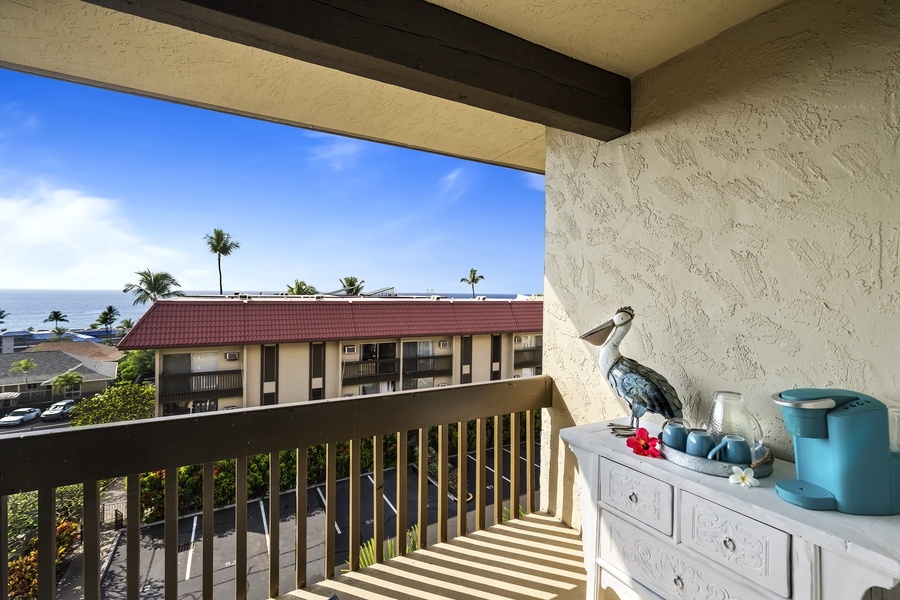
(341, 357, 401, 385)
(0, 375, 553, 600)
(402, 354, 453, 378)
(158, 369, 243, 403)
(514, 346, 543, 368)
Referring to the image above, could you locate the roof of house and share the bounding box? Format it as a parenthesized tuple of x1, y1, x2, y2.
(118, 297, 543, 349)
(0, 351, 117, 387)
(25, 341, 125, 362)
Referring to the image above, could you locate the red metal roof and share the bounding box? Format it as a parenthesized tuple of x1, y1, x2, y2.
(118, 298, 543, 349)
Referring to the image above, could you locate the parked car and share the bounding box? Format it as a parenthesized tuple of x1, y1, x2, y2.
(40, 400, 76, 421)
(0, 407, 42, 427)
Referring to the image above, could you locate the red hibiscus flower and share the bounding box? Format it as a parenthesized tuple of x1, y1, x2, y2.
(626, 427, 662, 458)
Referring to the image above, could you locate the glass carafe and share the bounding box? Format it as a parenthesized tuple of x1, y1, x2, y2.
(706, 391, 763, 451)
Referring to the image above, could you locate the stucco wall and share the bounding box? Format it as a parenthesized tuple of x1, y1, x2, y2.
(542, 0, 900, 524)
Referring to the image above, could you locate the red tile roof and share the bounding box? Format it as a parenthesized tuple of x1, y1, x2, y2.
(118, 297, 543, 349)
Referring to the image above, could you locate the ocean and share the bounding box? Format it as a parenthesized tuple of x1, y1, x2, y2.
(0, 289, 520, 332)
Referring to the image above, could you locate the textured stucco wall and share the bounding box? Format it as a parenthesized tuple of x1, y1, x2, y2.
(542, 0, 900, 524)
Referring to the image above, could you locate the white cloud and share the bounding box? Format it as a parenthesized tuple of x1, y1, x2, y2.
(522, 172, 545, 191)
(439, 168, 467, 201)
(0, 184, 185, 288)
(308, 138, 366, 171)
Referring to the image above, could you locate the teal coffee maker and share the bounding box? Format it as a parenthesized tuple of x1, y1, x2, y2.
(772, 388, 900, 515)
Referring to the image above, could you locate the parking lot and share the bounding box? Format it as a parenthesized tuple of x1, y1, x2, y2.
(100, 442, 539, 599)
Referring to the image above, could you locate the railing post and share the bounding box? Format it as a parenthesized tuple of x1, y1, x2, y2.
(37, 488, 55, 600)
(325, 443, 336, 578)
(438, 423, 449, 542)
(296, 445, 308, 588)
(83, 480, 101, 598)
(417, 427, 428, 549)
(349, 439, 361, 571)
(269, 451, 280, 597)
(235, 456, 248, 599)
(457, 421, 468, 537)
(164, 466, 178, 600)
(526, 409, 535, 514)
(510, 411, 521, 520)
(372, 434, 384, 563)
(127, 473, 141, 599)
(494, 415, 503, 526)
(203, 463, 215, 600)
(476, 417, 486, 531)
(396, 431, 407, 555)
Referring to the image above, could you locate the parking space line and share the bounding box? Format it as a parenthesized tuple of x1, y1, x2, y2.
(316, 486, 341, 534)
(184, 515, 198, 581)
(503, 447, 541, 468)
(367, 475, 398, 515)
(481, 462, 511, 484)
(258, 500, 270, 555)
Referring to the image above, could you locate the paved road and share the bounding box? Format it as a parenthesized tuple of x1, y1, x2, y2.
(98, 442, 539, 599)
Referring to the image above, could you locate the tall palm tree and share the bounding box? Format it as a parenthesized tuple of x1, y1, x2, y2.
(9, 358, 37, 388)
(116, 318, 135, 333)
(44, 310, 69, 328)
(96, 305, 120, 338)
(339, 276, 365, 296)
(286, 279, 318, 295)
(204, 228, 241, 295)
(0, 308, 8, 326)
(460, 268, 485, 298)
(123, 269, 185, 305)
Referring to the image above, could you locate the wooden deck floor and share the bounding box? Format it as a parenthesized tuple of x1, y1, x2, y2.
(279, 513, 587, 600)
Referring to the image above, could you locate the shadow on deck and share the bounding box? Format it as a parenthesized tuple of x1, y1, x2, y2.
(281, 513, 586, 600)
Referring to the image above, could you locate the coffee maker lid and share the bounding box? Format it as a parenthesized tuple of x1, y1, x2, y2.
(774, 388, 853, 409)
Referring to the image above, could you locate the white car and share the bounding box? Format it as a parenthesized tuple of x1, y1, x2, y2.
(0, 407, 42, 427)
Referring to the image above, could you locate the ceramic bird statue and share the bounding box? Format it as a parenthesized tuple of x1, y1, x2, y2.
(581, 306, 682, 435)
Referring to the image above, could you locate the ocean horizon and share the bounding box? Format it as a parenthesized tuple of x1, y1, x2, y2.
(0, 289, 522, 332)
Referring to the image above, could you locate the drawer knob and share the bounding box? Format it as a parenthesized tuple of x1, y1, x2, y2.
(723, 537, 736, 551)
(628, 492, 638, 504)
(673, 575, 684, 589)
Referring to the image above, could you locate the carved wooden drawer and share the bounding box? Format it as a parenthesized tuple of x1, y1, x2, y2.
(600, 512, 770, 600)
(678, 491, 791, 597)
(600, 458, 673, 536)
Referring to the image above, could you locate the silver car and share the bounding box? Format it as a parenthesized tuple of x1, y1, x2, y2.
(41, 400, 76, 421)
(0, 407, 42, 427)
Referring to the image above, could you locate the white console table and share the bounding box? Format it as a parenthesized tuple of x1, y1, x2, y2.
(561, 421, 900, 600)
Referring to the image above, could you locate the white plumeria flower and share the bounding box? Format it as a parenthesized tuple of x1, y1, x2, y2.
(729, 466, 759, 488)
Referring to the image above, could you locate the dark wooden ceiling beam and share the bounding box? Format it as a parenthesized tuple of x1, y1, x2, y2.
(83, 0, 630, 140)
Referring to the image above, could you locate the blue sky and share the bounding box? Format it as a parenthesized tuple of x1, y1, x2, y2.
(0, 68, 545, 295)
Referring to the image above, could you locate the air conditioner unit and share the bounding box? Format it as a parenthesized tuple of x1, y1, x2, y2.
(224, 352, 240, 361)
(438, 383, 449, 387)
(438, 340, 449, 349)
(343, 345, 356, 354)
(514, 336, 522, 344)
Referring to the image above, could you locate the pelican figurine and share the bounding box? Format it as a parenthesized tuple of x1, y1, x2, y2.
(581, 306, 682, 435)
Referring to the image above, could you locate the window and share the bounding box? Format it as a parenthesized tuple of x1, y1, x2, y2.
(461, 335, 473, 384)
(192, 399, 218, 413)
(360, 383, 379, 395)
(311, 388, 324, 400)
(343, 345, 356, 354)
(491, 334, 501, 380)
(263, 345, 277, 383)
(64, 383, 81, 400)
(311, 343, 324, 378)
(263, 392, 277, 406)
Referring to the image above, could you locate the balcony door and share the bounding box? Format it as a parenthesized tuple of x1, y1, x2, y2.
(402, 341, 435, 390)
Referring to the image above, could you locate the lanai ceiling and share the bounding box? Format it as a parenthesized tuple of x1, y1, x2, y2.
(1, 0, 786, 172)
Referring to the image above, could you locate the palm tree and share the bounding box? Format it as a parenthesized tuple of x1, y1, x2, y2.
(204, 228, 241, 295)
(95, 305, 120, 338)
(9, 358, 37, 388)
(116, 318, 135, 333)
(0, 308, 7, 326)
(123, 269, 185, 305)
(51, 327, 69, 340)
(52, 371, 84, 398)
(460, 268, 485, 298)
(44, 310, 69, 328)
(286, 279, 318, 295)
(339, 276, 365, 296)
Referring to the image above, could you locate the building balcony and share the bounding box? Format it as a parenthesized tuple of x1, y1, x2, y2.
(341, 358, 401, 386)
(0, 375, 585, 600)
(158, 369, 243, 403)
(402, 354, 453, 378)
(514, 346, 543, 369)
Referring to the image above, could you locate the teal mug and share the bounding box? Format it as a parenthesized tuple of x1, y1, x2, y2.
(686, 429, 715, 457)
(661, 421, 688, 452)
(707, 434, 751, 464)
